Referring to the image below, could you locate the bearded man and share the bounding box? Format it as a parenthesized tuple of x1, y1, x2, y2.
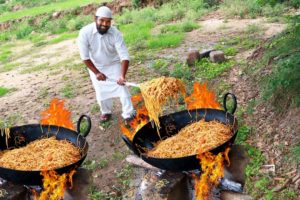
(77, 6, 135, 122)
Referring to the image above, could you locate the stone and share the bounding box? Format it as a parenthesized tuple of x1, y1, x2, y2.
(221, 191, 253, 200)
(64, 168, 92, 200)
(52, 11, 61, 18)
(186, 50, 200, 66)
(209, 50, 226, 63)
(224, 145, 249, 185)
(136, 171, 190, 200)
(0, 181, 27, 200)
(199, 49, 214, 59)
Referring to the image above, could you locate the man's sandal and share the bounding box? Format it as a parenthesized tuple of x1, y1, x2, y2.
(100, 114, 111, 122)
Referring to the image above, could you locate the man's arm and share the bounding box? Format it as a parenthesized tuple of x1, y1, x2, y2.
(114, 29, 130, 85)
(118, 60, 129, 85)
(83, 59, 106, 81)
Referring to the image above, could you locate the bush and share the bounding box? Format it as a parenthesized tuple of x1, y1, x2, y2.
(261, 16, 300, 108)
(170, 63, 192, 81)
(15, 24, 33, 39)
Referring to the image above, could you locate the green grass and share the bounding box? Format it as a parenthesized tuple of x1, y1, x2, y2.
(260, 16, 300, 109)
(0, 86, 10, 97)
(292, 143, 300, 164)
(235, 125, 251, 144)
(195, 58, 235, 80)
(0, 0, 108, 23)
(0, 113, 24, 128)
(48, 32, 78, 44)
(120, 21, 153, 50)
(60, 83, 76, 98)
(0, 43, 14, 63)
(0, 63, 21, 73)
(150, 59, 171, 76)
(147, 33, 184, 49)
(220, 0, 288, 19)
(160, 21, 200, 34)
(120, 21, 184, 50)
(20, 63, 50, 74)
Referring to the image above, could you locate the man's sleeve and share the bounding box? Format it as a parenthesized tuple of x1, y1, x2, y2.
(77, 29, 90, 60)
(114, 31, 130, 61)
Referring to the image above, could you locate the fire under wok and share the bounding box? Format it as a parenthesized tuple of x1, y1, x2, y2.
(0, 115, 91, 185)
(122, 93, 238, 171)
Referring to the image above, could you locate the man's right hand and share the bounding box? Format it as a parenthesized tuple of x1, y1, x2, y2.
(96, 72, 106, 81)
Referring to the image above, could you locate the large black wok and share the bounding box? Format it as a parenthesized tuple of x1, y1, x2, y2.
(0, 115, 91, 185)
(122, 93, 238, 171)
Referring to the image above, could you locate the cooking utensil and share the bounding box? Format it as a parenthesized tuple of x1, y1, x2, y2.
(122, 93, 238, 171)
(106, 78, 140, 87)
(0, 115, 91, 185)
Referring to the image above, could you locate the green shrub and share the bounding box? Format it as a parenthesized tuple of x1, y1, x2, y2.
(181, 21, 200, 32)
(261, 17, 300, 108)
(292, 143, 300, 164)
(15, 24, 33, 39)
(221, 0, 263, 18)
(170, 63, 192, 81)
(147, 33, 184, 49)
(66, 15, 91, 31)
(150, 59, 170, 76)
(132, 0, 141, 8)
(195, 58, 235, 80)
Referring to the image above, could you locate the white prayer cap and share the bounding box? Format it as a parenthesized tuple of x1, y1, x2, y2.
(95, 6, 113, 18)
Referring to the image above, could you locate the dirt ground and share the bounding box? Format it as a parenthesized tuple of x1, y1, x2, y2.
(1, 9, 298, 199)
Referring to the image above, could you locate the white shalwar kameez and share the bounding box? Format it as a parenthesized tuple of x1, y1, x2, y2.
(77, 23, 134, 119)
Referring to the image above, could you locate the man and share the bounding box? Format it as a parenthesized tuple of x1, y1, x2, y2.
(77, 6, 135, 122)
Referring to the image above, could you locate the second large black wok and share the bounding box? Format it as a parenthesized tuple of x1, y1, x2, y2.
(122, 93, 238, 171)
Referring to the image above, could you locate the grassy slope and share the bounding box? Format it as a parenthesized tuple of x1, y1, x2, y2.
(0, 0, 109, 23)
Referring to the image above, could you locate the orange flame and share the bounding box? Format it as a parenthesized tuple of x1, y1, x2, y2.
(185, 83, 221, 110)
(40, 98, 75, 130)
(194, 147, 231, 200)
(120, 94, 149, 140)
(34, 170, 76, 200)
(36, 98, 76, 199)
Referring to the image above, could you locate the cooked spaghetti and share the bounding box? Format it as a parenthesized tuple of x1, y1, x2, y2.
(147, 120, 233, 158)
(0, 128, 10, 148)
(0, 137, 81, 171)
(140, 76, 186, 133)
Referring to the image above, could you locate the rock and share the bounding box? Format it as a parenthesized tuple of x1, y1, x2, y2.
(64, 168, 92, 200)
(0, 181, 27, 200)
(200, 49, 214, 59)
(224, 145, 249, 185)
(221, 191, 253, 200)
(210, 50, 226, 63)
(136, 171, 190, 200)
(52, 11, 61, 18)
(186, 50, 200, 66)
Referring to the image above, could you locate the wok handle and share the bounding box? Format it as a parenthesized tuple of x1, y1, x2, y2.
(223, 93, 237, 114)
(77, 115, 92, 137)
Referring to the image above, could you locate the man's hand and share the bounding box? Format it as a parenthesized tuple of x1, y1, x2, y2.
(117, 76, 126, 85)
(96, 72, 106, 81)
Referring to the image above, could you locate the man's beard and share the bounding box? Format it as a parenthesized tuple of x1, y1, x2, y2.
(97, 25, 110, 35)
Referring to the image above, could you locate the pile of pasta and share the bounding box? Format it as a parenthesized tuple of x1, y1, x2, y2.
(140, 76, 186, 132)
(147, 120, 233, 158)
(0, 137, 81, 171)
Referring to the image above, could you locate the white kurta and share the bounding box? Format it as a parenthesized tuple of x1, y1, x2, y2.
(77, 23, 131, 101)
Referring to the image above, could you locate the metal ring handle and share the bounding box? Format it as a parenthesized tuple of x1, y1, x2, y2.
(223, 93, 237, 115)
(77, 115, 92, 137)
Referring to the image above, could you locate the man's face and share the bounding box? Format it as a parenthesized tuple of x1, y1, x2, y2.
(95, 17, 112, 35)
